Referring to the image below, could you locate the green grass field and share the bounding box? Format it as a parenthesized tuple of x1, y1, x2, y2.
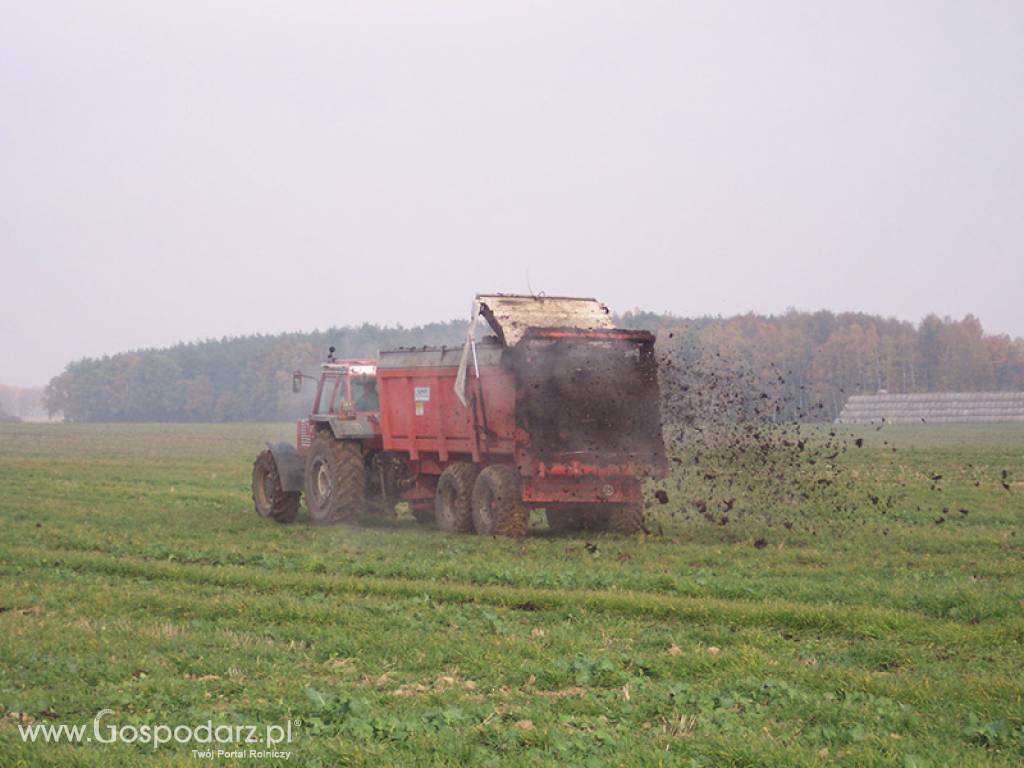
(1, 422, 1022, 767)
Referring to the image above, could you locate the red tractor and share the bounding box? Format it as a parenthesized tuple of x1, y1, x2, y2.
(251, 295, 666, 536)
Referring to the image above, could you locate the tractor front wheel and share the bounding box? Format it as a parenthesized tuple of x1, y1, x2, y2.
(252, 450, 300, 523)
(304, 435, 365, 524)
(471, 465, 528, 537)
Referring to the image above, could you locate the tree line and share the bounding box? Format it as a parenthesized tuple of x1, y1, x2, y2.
(44, 311, 1024, 423)
(621, 310, 1024, 421)
(44, 322, 465, 423)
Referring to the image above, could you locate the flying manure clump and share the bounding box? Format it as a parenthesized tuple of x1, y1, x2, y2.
(645, 326, 907, 537)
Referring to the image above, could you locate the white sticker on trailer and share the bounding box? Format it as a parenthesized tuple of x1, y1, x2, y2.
(414, 386, 431, 402)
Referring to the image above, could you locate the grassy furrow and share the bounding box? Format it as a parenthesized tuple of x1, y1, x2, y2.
(4, 542, 1022, 650)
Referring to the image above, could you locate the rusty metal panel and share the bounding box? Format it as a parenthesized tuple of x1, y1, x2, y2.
(476, 294, 614, 346)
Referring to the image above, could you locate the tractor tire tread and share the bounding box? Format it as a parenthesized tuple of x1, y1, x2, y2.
(472, 465, 529, 538)
(305, 434, 365, 524)
(435, 462, 479, 533)
(252, 450, 300, 523)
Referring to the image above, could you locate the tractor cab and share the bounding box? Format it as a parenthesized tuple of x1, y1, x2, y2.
(299, 361, 379, 420)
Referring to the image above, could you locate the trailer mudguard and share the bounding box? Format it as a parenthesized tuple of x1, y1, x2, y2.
(266, 442, 305, 492)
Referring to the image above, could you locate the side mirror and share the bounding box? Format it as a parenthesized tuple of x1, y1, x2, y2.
(292, 371, 303, 394)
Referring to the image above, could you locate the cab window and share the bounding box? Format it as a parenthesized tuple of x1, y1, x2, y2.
(316, 376, 340, 414)
(351, 377, 379, 411)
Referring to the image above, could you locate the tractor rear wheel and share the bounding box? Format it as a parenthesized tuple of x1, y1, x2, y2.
(606, 503, 646, 534)
(304, 434, 365, 524)
(435, 463, 479, 533)
(252, 450, 299, 523)
(545, 507, 584, 533)
(471, 465, 528, 537)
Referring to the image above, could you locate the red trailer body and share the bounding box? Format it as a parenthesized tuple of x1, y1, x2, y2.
(376, 345, 515, 465)
(373, 329, 664, 508)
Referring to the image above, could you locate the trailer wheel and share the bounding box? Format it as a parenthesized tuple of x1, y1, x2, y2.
(606, 503, 646, 534)
(304, 435, 365, 524)
(252, 450, 300, 523)
(435, 463, 479, 533)
(545, 508, 584, 533)
(471, 465, 528, 537)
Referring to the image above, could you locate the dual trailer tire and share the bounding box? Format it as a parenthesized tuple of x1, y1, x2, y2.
(471, 465, 529, 537)
(435, 463, 644, 538)
(434, 463, 529, 537)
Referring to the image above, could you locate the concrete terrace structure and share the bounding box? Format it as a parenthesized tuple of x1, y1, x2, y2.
(838, 392, 1024, 424)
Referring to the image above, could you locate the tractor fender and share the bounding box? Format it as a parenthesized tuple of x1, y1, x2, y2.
(265, 442, 305, 493)
(328, 416, 378, 440)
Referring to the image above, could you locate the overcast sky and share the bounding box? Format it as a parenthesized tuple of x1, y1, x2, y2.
(1, 2, 1022, 387)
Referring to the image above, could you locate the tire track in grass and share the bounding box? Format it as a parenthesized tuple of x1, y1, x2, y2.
(7, 524, 1024, 621)
(4, 543, 1021, 648)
